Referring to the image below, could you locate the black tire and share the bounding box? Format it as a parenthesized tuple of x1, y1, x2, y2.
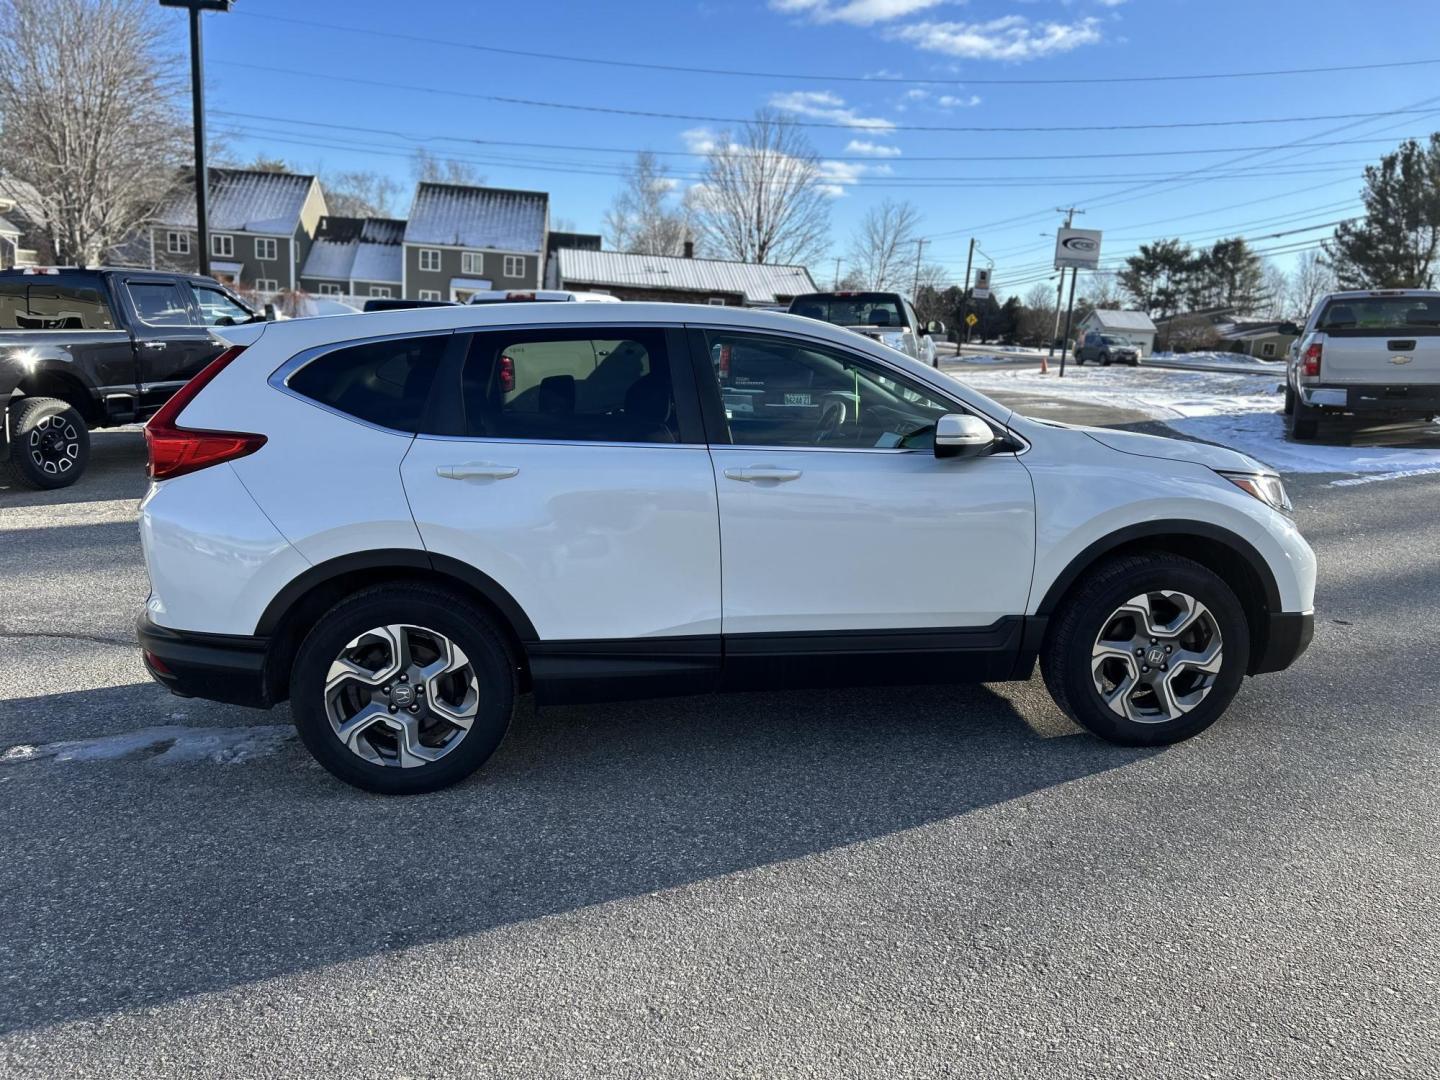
(3, 397, 90, 490)
(289, 584, 517, 794)
(1040, 553, 1250, 747)
(1076, 354, 1086, 366)
(1283, 383, 1295, 416)
(1100, 352, 1112, 367)
(1286, 395, 1318, 440)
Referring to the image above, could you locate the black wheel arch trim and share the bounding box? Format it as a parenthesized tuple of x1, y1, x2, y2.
(1034, 520, 1284, 618)
(254, 548, 539, 642)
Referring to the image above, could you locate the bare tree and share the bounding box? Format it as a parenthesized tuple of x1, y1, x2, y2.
(1019, 282, 1059, 346)
(845, 199, 920, 292)
(603, 151, 695, 255)
(1081, 270, 1123, 310)
(411, 149, 485, 187)
(693, 109, 830, 266)
(0, 0, 187, 264)
(1287, 249, 1335, 321)
(324, 170, 403, 218)
(1259, 261, 1290, 320)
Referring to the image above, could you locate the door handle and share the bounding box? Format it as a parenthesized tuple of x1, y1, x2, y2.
(141, 341, 167, 350)
(436, 462, 520, 481)
(724, 466, 803, 483)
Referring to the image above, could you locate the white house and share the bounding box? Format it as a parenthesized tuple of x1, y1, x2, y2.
(1076, 309, 1158, 356)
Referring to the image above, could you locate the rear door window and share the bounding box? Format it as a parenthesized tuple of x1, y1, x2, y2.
(459, 328, 679, 443)
(0, 279, 116, 330)
(287, 334, 446, 433)
(127, 282, 193, 326)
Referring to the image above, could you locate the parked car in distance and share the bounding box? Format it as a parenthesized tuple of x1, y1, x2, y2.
(137, 304, 1315, 794)
(1284, 289, 1440, 440)
(466, 289, 622, 305)
(788, 291, 945, 367)
(1, 266, 263, 489)
(1076, 332, 1141, 366)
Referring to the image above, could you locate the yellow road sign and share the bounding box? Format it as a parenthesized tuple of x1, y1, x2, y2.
(965, 313, 978, 327)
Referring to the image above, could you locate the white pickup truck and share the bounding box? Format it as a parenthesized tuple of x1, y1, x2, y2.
(1285, 289, 1440, 440)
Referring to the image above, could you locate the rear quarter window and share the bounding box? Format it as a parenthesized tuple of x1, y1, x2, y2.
(0, 279, 116, 330)
(286, 335, 446, 433)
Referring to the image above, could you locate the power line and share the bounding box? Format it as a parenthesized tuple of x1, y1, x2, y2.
(214, 61, 1440, 134)
(231, 11, 1440, 88)
(214, 110, 1435, 166)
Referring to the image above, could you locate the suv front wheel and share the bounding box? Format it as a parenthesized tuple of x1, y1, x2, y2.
(1041, 553, 1250, 746)
(289, 584, 517, 794)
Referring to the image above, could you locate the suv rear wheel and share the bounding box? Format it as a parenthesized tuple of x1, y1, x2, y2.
(289, 584, 516, 794)
(3, 397, 90, 490)
(1041, 553, 1250, 746)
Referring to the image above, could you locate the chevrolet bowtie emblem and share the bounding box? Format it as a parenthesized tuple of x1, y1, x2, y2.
(1391, 355, 1414, 364)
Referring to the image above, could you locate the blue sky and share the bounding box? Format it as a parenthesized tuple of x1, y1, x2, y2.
(183, 0, 1440, 292)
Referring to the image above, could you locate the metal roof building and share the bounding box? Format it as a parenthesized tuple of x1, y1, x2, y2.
(548, 248, 816, 307)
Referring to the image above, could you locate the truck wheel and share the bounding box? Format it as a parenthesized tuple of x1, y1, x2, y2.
(3, 397, 91, 490)
(1041, 553, 1249, 747)
(1100, 352, 1112, 367)
(1286, 396, 1318, 441)
(1283, 383, 1295, 416)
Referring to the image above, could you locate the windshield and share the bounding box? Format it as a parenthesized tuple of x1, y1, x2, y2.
(1318, 296, 1440, 333)
(790, 293, 905, 329)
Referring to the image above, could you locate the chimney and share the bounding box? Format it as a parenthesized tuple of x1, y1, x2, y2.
(683, 239, 694, 259)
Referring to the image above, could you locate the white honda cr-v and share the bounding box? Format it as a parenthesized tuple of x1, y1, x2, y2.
(138, 304, 1315, 794)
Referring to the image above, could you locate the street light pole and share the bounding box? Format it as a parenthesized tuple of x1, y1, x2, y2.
(159, 0, 233, 278)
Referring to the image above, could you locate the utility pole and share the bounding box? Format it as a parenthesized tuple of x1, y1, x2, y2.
(960, 236, 975, 345)
(1052, 207, 1085, 378)
(159, 0, 233, 279)
(911, 237, 928, 298)
(833, 256, 842, 291)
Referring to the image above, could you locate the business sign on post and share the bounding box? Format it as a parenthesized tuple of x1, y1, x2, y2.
(972, 267, 991, 299)
(1055, 228, 1102, 270)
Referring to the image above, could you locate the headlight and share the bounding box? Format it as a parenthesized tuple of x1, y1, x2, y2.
(878, 332, 908, 352)
(1219, 471, 1292, 513)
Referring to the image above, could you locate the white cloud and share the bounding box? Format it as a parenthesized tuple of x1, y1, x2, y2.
(680, 127, 718, 154)
(845, 139, 903, 157)
(770, 0, 950, 26)
(905, 87, 930, 101)
(769, 90, 896, 131)
(889, 15, 1103, 61)
(936, 93, 982, 107)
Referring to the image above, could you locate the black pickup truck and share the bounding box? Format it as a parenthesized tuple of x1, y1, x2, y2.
(1, 267, 263, 489)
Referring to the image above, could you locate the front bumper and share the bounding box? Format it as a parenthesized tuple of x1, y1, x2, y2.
(138, 614, 273, 709)
(1301, 384, 1440, 414)
(1249, 611, 1314, 675)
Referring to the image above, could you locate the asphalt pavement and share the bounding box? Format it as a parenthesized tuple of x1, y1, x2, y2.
(3, 413, 1439, 1078)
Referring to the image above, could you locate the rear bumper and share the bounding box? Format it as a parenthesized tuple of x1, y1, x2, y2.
(1301, 383, 1440, 414)
(1250, 611, 1314, 675)
(137, 614, 272, 709)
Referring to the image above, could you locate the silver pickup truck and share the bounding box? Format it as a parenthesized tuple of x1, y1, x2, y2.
(1285, 289, 1440, 440)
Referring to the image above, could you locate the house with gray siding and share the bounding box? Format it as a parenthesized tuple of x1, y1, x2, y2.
(149, 168, 327, 294)
(547, 246, 817, 307)
(402, 183, 547, 301)
(300, 216, 405, 301)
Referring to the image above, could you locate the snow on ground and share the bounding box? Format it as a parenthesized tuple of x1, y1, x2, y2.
(1, 724, 295, 765)
(952, 363, 1440, 476)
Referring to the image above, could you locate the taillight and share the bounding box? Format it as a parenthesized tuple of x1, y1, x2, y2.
(505, 292, 536, 301)
(144, 346, 266, 480)
(1301, 342, 1322, 378)
(499, 354, 515, 392)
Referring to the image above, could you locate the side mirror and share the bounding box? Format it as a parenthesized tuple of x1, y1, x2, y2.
(935, 413, 996, 459)
(927, 320, 946, 335)
(263, 302, 278, 322)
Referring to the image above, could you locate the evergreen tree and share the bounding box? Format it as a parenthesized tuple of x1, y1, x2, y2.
(1325, 135, 1440, 289)
(1119, 239, 1192, 318)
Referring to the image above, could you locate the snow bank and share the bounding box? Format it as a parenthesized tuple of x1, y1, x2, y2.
(955, 364, 1440, 475)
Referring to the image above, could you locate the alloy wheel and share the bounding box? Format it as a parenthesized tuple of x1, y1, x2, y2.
(323, 624, 480, 767)
(1090, 590, 1224, 724)
(28, 414, 81, 476)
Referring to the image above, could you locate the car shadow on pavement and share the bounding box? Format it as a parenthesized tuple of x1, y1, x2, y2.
(0, 679, 1156, 1034)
